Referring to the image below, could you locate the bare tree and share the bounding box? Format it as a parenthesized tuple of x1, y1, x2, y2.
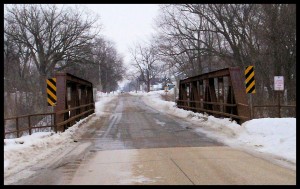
(63, 37, 125, 93)
(4, 4, 100, 109)
(154, 4, 229, 78)
(154, 4, 296, 116)
(257, 4, 296, 104)
(129, 42, 162, 92)
(4, 34, 41, 116)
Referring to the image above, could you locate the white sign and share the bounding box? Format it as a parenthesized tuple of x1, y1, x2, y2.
(164, 86, 168, 92)
(274, 76, 284, 91)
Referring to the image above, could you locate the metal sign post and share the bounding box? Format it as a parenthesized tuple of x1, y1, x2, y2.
(274, 76, 284, 118)
(245, 66, 255, 119)
(278, 92, 281, 118)
(249, 94, 253, 119)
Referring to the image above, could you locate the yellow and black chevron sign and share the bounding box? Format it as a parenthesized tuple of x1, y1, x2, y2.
(245, 66, 256, 93)
(46, 78, 57, 106)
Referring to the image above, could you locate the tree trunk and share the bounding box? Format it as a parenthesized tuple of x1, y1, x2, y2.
(39, 74, 48, 112)
(147, 80, 150, 92)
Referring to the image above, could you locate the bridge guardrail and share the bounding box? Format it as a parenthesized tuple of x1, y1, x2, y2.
(4, 103, 95, 139)
(4, 72, 95, 139)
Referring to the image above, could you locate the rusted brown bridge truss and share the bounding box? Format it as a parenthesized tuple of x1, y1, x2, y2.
(177, 67, 250, 124)
(55, 73, 95, 132)
(4, 73, 95, 139)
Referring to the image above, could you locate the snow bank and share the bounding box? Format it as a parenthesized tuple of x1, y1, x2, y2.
(141, 90, 296, 164)
(4, 92, 117, 176)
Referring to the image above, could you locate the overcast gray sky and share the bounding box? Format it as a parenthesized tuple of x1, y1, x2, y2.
(80, 4, 160, 65)
(5, 4, 161, 87)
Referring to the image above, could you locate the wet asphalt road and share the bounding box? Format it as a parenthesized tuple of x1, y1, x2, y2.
(11, 93, 223, 185)
(87, 93, 223, 151)
(9, 93, 295, 185)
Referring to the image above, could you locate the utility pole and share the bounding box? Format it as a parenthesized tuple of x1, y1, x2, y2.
(98, 60, 102, 91)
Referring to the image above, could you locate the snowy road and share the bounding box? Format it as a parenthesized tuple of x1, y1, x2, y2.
(9, 93, 296, 185)
(84, 93, 224, 151)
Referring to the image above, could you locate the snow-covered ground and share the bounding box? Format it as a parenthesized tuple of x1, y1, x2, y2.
(4, 92, 118, 180)
(130, 89, 296, 168)
(4, 90, 296, 182)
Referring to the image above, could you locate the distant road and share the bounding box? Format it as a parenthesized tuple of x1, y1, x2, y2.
(11, 93, 296, 185)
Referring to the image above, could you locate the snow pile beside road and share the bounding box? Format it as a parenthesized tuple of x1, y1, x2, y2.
(236, 118, 296, 163)
(141, 90, 296, 164)
(4, 90, 296, 181)
(95, 92, 118, 116)
(4, 92, 117, 176)
(4, 114, 94, 177)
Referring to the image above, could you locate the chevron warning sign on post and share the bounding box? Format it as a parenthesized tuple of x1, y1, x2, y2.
(47, 78, 57, 106)
(245, 66, 256, 94)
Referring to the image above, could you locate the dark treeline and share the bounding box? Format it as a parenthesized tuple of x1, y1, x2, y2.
(4, 4, 296, 118)
(4, 4, 125, 117)
(128, 4, 295, 117)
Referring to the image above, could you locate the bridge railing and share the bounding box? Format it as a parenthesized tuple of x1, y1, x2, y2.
(55, 103, 94, 129)
(55, 72, 95, 132)
(4, 72, 95, 139)
(177, 67, 250, 124)
(252, 104, 296, 118)
(4, 103, 95, 139)
(4, 113, 55, 139)
(176, 100, 249, 122)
